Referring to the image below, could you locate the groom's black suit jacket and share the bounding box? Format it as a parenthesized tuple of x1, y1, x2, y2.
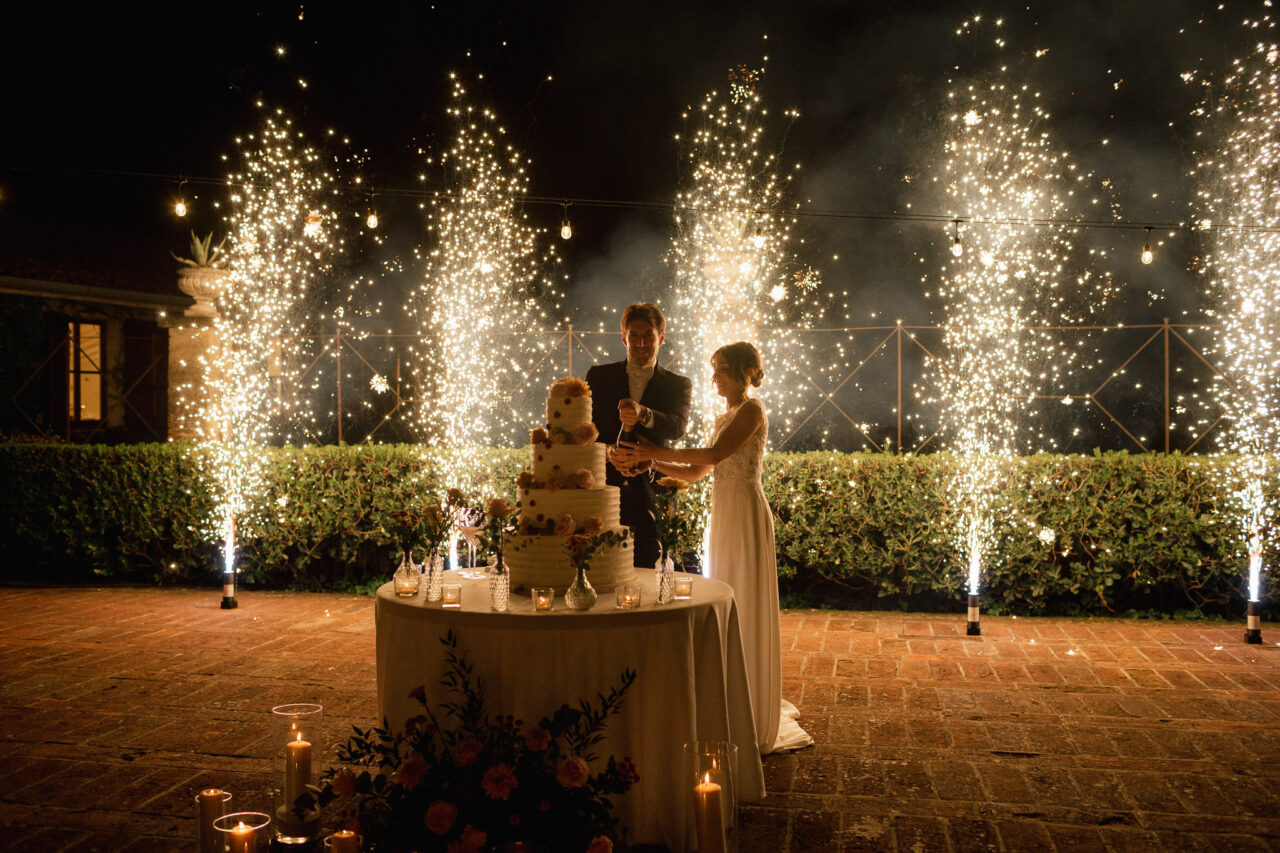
(585, 360, 693, 568)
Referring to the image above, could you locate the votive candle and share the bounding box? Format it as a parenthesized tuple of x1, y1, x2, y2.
(328, 829, 362, 853)
(533, 587, 554, 611)
(229, 820, 257, 853)
(675, 576, 694, 600)
(442, 584, 462, 608)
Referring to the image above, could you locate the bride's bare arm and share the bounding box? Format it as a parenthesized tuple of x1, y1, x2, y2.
(653, 459, 712, 482)
(618, 402, 763, 468)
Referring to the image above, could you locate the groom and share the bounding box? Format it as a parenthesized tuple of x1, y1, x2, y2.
(586, 302, 692, 568)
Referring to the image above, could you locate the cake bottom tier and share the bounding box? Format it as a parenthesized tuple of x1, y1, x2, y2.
(504, 532, 635, 593)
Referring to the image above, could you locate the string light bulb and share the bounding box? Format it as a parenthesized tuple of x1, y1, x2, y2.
(560, 202, 572, 240)
(950, 219, 964, 257)
(174, 178, 189, 217)
(1141, 227, 1154, 264)
(367, 211, 379, 229)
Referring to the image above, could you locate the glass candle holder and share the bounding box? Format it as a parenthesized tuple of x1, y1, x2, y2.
(533, 587, 554, 611)
(674, 575, 694, 600)
(195, 788, 232, 853)
(684, 740, 738, 853)
(325, 829, 363, 852)
(214, 812, 270, 853)
(392, 552, 420, 597)
(615, 584, 641, 609)
(442, 583, 462, 608)
(271, 703, 323, 844)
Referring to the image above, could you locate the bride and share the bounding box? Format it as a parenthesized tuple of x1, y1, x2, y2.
(614, 342, 812, 755)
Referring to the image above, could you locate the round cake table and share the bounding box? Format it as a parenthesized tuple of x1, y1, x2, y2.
(375, 569, 765, 851)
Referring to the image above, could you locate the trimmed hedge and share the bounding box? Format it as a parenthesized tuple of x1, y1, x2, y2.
(0, 443, 1273, 617)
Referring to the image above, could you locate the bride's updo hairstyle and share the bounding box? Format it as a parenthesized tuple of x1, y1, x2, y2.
(713, 342, 764, 388)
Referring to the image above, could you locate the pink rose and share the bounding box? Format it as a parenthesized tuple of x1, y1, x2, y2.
(586, 837, 614, 853)
(554, 514, 576, 536)
(452, 737, 483, 767)
(524, 725, 551, 751)
(573, 423, 599, 443)
(545, 472, 564, 491)
(394, 754, 431, 791)
(482, 764, 518, 800)
(424, 800, 458, 835)
(556, 755, 590, 788)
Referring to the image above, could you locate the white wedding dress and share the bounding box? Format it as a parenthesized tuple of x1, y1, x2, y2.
(707, 398, 813, 755)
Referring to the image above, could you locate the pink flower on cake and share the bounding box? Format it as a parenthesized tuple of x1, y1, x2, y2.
(516, 471, 535, 490)
(545, 471, 565, 491)
(565, 533, 592, 555)
(556, 755, 590, 788)
(565, 469, 595, 489)
(424, 801, 458, 835)
(549, 377, 591, 397)
(573, 423, 599, 443)
(582, 517, 604, 536)
(482, 764, 518, 800)
(531, 427, 548, 444)
(554, 514, 576, 536)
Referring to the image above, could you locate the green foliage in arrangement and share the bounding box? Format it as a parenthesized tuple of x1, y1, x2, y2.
(0, 443, 1272, 617)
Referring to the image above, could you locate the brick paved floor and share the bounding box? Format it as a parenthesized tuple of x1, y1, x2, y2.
(0, 586, 1277, 852)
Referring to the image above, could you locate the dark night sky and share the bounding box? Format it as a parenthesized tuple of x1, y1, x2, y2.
(0, 1, 1263, 323)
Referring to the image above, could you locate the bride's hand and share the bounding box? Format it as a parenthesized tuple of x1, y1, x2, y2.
(612, 440, 652, 467)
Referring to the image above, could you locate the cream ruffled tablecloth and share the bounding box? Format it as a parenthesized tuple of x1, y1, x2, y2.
(375, 569, 765, 851)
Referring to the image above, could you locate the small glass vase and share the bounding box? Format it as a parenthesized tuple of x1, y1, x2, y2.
(564, 564, 597, 611)
(657, 552, 676, 605)
(489, 558, 510, 612)
(392, 551, 420, 597)
(425, 552, 444, 602)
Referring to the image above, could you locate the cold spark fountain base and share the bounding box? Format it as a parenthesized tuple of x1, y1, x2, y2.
(220, 568, 238, 609)
(966, 593, 981, 636)
(1245, 601, 1263, 644)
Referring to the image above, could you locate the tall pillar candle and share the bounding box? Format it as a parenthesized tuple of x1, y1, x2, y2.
(694, 773, 727, 853)
(196, 788, 230, 853)
(284, 734, 312, 808)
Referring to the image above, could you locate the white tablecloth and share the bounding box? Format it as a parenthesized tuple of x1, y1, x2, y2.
(375, 569, 765, 851)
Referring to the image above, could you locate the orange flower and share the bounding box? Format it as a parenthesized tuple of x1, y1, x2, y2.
(581, 517, 604, 536)
(556, 755, 590, 788)
(394, 754, 431, 791)
(424, 800, 458, 835)
(516, 471, 535, 489)
(482, 763, 518, 800)
(554, 514, 576, 536)
(331, 768, 356, 799)
(524, 725, 551, 751)
(447, 487, 466, 505)
(487, 497, 513, 518)
(452, 737, 483, 766)
(586, 837, 614, 853)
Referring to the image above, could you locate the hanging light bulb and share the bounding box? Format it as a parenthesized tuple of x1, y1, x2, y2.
(751, 222, 766, 249)
(367, 210, 379, 229)
(950, 219, 964, 257)
(174, 178, 189, 217)
(560, 201, 572, 240)
(303, 211, 323, 238)
(1140, 227, 1154, 265)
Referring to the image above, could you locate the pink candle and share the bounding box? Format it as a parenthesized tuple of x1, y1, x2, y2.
(694, 773, 726, 853)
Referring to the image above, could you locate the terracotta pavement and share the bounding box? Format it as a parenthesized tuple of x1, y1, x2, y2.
(0, 586, 1277, 852)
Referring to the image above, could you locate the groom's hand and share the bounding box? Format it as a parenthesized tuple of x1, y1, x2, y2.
(619, 398, 649, 429)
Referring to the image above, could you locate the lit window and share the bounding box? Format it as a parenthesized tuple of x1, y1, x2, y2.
(67, 321, 103, 422)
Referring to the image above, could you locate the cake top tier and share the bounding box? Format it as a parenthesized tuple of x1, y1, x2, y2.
(544, 377, 595, 437)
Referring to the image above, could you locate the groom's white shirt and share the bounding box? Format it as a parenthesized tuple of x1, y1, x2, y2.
(626, 359, 655, 403)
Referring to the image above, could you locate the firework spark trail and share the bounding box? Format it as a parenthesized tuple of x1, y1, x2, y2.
(928, 17, 1114, 597)
(188, 107, 346, 574)
(667, 61, 837, 442)
(1194, 21, 1280, 606)
(410, 75, 561, 495)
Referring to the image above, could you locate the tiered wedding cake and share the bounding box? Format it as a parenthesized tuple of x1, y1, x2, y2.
(506, 377, 635, 592)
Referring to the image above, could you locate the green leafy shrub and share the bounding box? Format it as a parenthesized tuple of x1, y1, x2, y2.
(0, 443, 1272, 617)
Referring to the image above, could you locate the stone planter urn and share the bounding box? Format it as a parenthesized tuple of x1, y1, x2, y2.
(177, 267, 228, 319)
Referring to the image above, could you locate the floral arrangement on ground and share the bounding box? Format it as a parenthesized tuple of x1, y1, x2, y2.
(313, 630, 638, 852)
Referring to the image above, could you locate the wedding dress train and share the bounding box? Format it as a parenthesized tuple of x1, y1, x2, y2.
(707, 399, 813, 755)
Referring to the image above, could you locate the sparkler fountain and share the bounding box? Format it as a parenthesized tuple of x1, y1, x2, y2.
(927, 17, 1114, 633)
(409, 75, 560, 544)
(667, 61, 833, 441)
(189, 107, 346, 605)
(1192, 20, 1280, 643)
